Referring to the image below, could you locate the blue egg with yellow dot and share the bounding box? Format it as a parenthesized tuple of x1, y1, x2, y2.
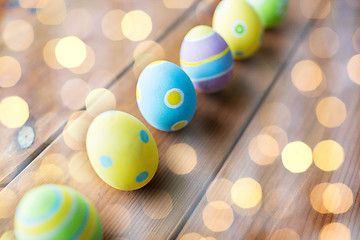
(136, 60, 197, 131)
(86, 110, 158, 190)
(14, 184, 102, 240)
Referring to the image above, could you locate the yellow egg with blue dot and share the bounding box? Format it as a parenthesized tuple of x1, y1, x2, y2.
(213, 0, 263, 60)
(136, 60, 197, 131)
(86, 110, 158, 190)
(14, 184, 102, 240)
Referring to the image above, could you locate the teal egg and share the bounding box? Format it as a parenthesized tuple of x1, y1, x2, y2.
(14, 184, 102, 240)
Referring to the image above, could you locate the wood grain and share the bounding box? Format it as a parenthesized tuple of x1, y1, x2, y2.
(0, 0, 318, 239)
(178, 0, 360, 239)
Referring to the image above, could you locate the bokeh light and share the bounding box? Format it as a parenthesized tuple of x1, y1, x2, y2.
(61, 78, 90, 110)
(319, 223, 351, 240)
(259, 125, 288, 150)
(63, 111, 93, 150)
(291, 60, 323, 92)
(85, 88, 116, 117)
(43, 38, 63, 69)
(36, 163, 65, 184)
(121, 10, 152, 41)
(202, 201, 234, 232)
(281, 141, 312, 173)
(322, 183, 353, 214)
(300, 0, 331, 19)
(36, 0, 67, 25)
(316, 97, 346, 128)
(0, 96, 29, 128)
(264, 187, 295, 219)
(248, 134, 279, 165)
(260, 102, 291, 129)
(101, 204, 131, 235)
(347, 54, 360, 84)
(62, 8, 93, 39)
(41, 153, 68, 169)
(101, 10, 126, 41)
(141, 190, 173, 219)
(313, 140, 344, 171)
(0, 56, 22, 88)
(69, 151, 97, 183)
(206, 178, 233, 204)
(164, 143, 197, 175)
(2, 20, 34, 52)
(19, 0, 45, 8)
(163, 0, 194, 8)
(180, 233, 215, 240)
(352, 28, 360, 52)
(309, 28, 339, 58)
(55, 36, 87, 68)
(231, 178, 262, 209)
(310, 182, 331, 214)
(0, 188, 17, 218)
(69, 45, 96, 74)
(270, 228, 300, 240)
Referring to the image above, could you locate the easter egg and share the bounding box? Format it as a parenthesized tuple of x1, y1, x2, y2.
(180, 25, 234, 93)
(136, 60, 197, 131)
(246, 0, 288, 28)
(213, 0, 263, 60)
(86, 110, 158, 190)
(14, 184, 102, 240)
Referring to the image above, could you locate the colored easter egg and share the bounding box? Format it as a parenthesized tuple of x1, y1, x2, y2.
(86, 110, 158, 190)
(213, 0, 263, 60)
(246, 0, 288, 28)
(136, 60, 197, 131)
(14, 184, 102, 240)
(180, 25, 234, 93)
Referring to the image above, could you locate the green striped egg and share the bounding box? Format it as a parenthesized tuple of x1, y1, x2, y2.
(14, 184, 102, 240)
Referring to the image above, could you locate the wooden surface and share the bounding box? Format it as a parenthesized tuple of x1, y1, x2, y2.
(1, 0, 359, 239)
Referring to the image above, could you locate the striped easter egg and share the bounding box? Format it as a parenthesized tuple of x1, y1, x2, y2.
(14, 184, 102, 240)
(180, 25, 234, 93)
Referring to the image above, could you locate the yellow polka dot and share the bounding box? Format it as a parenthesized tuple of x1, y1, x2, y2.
(136, 87, 141, 102)
(168, 91, 181, 106)
(172, 121, 187, 131)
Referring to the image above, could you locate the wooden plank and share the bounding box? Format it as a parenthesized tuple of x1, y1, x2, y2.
(177, 1, 360, 239)
(0, 0, 317, 239)
(0, 0, 201, 185)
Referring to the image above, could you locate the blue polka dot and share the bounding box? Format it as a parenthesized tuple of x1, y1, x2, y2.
(100, 155, 113, 168)
(136, 171, 149, 183)
(139, 130, 149, 143)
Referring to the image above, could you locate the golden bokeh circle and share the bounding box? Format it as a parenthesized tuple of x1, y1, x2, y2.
(352, 28, 360, 52)
(121, 10, 152, 41)
(0, 56, 22, 88)
(310, 182, 331, 214)
(101, 10, 126, 41)
(300, 0, 331, 19)
(231, 178, 262, 209)
(85, 88, 116, 117)
(36, 164, 66, 184)
(63, 111, 93, 150)
(141, 190, 173, 219)
(347, 54, 360, 84)
(69, 45, 96, 74)
(270, 228, 300, 240)
(164, 143, 197, 175)
(0, 188, 18, 218)
(36, 0, 67, 25)
(61, 78, 90, 110)
(0, 96, 29, 128)
(43, 38, 63, 70)
(313, 140, 344, 171)
(281, 141, 312, 173)
(2, 20, 34, 52)
(316, 97, 346, 128)
(309, 28, 339, 58)
(319, 223, 351, 240)
(202, 201, 234, 232)
(291, 60, 322, 92)
(248, 134, 279, 165)
(55, 36, 87, 68)
(163, 0, 194, 8)
(322, 183, 353, 214)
